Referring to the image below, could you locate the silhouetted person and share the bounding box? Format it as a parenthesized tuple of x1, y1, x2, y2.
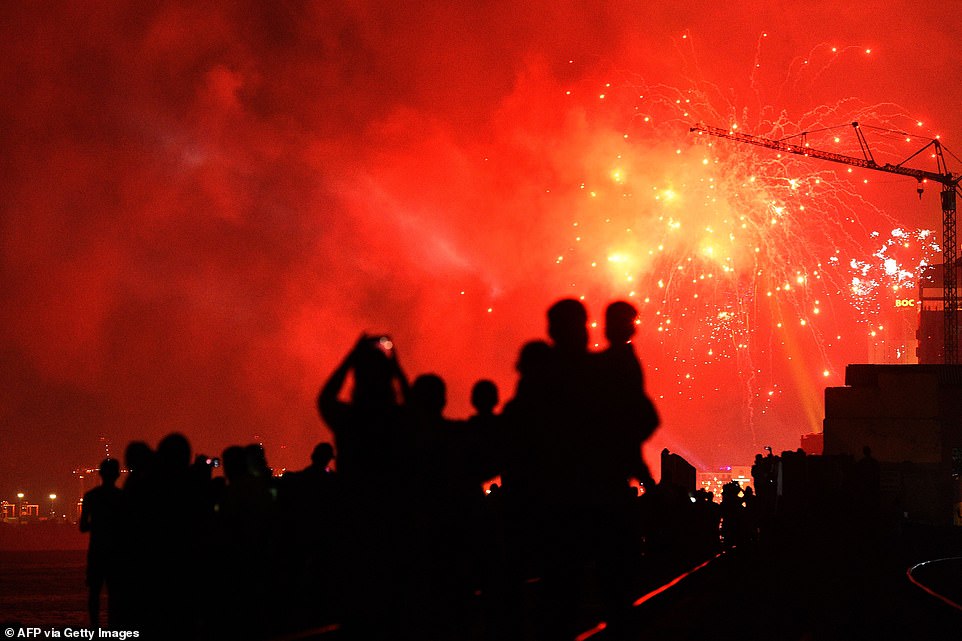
(739, 485, 759, 547)
(118, 441, 153, 629)
(502, 299, 596, 640)
(407, 373, 490, 640)
(489, 340, 555, 640)
(138, 432, 206, 637)
(596, 300, 660, 489)
(317, 334, 411, 639)
(318, 334, 409, 490)
(209, 443, 277, 639)
(80, 458, 125, 629)
(543, 298, 593, 492)
(279, 442, 337, 510)
(499, 340, 554, 503)
(501, 306, 589, 506)
(692, 488, 722, 555)
(720, 480, 744, 547)
(468, 379, 502, 489)
(566, 300, 660, 636)
(274, 441, 342, 629)
(752, 450, 778, 543)
(189, 453, 220, 518)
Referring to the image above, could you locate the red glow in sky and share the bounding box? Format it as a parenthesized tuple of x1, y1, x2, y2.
(2, 2, 961, 500)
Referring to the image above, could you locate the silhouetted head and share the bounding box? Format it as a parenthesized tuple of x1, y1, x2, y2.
(222, 445, 248, 483)
(311, 442, 335, 468)
(547, 299, 588, 353)
(157, 432, 191, 470)
(410, 373, 447, 419)
(99, 458, 121, 485)
(605, 300, 638, 344)
(516, 340, 552, 377)
(471, 379, 499, 415)
(351, 340, 397, 407)
(124, 440, 153, 474)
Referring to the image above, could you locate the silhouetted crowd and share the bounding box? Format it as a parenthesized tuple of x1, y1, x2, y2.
(748, 444, 886, 546)
(78, 299, 783, 641)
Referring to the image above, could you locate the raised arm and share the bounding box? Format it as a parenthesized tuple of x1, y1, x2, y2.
(318, 336, 365, 426)
(388, 345, 410, 405)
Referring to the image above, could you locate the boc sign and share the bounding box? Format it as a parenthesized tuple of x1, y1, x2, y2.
(894, 298, 917, 308)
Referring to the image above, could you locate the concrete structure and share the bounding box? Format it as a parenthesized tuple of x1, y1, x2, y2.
(823, 364, 962, 524)
(800, 432, 824, 455)
(917, 262, 962, 364)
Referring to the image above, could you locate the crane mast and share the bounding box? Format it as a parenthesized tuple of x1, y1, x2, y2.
(690, 122, 960, 364)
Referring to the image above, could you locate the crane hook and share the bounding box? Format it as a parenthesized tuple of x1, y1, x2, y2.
(917, 181, 924, 200)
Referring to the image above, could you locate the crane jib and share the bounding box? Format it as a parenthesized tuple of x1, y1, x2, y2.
(689, 122, 960, 364)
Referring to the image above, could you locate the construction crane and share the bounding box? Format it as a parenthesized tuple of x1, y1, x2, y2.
(690, 122, 961, 365)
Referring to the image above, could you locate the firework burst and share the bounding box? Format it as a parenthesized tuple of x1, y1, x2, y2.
(549, 34, 949, 453)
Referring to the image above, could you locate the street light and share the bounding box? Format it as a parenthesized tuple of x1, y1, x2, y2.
(16, 492, 24, 522)
(48, 494, 57, 519)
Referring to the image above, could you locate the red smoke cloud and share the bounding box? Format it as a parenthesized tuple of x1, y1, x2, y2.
(2, 1, 961, 500)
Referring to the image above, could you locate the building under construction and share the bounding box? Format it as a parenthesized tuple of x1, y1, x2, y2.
(822, 364, 962, 525)
(917, 261, 962, 364)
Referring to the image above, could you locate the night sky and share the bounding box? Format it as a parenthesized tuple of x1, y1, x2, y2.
(3, 1, 961, 504)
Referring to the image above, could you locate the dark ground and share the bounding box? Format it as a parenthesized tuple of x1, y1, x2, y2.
(592, 521, 962, 641)
(0, 549, 87, 629)
(281, 521, 962, 641)
(2, 523, 960, 640)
